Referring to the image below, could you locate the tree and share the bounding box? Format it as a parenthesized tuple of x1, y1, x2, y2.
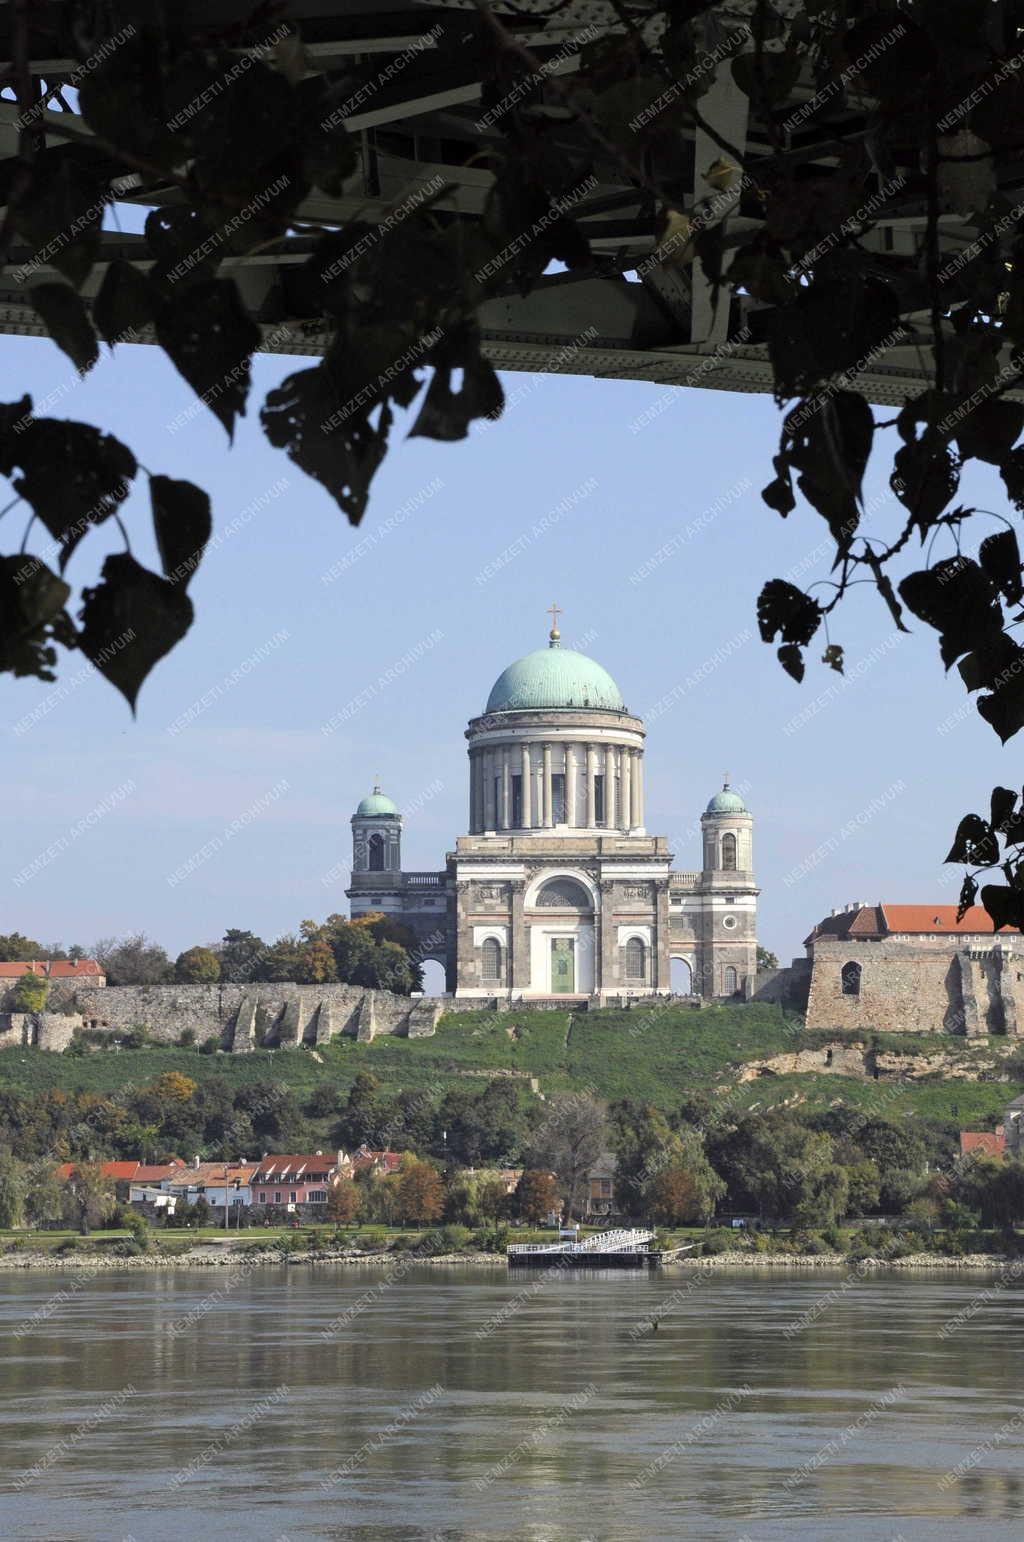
(0, 933, 49, 961)
(61, 1163, 114, 1235)
(756, 946, 779, 972)
(174, 946, 220, 983)
(217, 930, 267, 984)
(397, 1156, 444, 1226)
(527, 1093, 607, 1222)
(326, 1178, 361, 1227)
(0, 1154, 26, 1228)
(514, 1169, 560, 1225)
(93, 935, 172, 985)
(338, 1073, 383, 1150)
(24, 1160, 63, 1228)
(10, 974, 48, 1013)
(643, 1133, 725, 1226)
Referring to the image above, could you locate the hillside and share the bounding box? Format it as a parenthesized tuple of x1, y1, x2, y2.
(1, 1003, 1021, 1129)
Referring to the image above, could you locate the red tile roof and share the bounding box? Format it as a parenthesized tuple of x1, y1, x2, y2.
(57, 1160, 142, 1182)
(805, 906, 885, 945)
(0, 959, 104, 978)
(960, 1131, 1006, 1157)
(883, 905, 1018, 934)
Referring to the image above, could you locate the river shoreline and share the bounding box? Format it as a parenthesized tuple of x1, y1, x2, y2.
(0, 1246, 1018, 1272)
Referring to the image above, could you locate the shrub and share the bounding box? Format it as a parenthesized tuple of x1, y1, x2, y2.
(177, 1027, 196, 1048)
(11, 975, 48, 1013)
(701, 1228, 745, 1256)
(199, 1036, 221, 1054)
(471, 1225, 510, 1254)
(419, 1225, 471, 1255)
(791, 1231, 830, 1255)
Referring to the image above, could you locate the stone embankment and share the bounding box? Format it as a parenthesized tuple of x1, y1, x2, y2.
(737, 1040, 1012, 1083)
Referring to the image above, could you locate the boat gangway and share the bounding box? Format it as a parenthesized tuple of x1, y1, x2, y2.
(507, 1228, 659, 1269)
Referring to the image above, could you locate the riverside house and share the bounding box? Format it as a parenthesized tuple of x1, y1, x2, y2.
(250, 1152, 348, 1213)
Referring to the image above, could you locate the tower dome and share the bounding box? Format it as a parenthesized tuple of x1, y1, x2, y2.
(355, 784, 399, 818)
(485, 628, 626, 714)
(705, 779, 749, 815)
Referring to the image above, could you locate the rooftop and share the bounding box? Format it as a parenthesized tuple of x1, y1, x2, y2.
(485, 619, 626, 715)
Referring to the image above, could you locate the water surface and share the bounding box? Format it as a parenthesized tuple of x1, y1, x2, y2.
(0, 1265, 1022, 1541)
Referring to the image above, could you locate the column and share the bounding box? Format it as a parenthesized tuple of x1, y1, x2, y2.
(630, 751, 641, 828)
(586, 744, 597, 827)
(542, 743, 553, 828)
(521, 744, 532, 829)
(510, 881, 528, 989)
(622, 749, 632, 832)
(483, 749, 495, 830)
(566, 743, 577, 827)
(636, 754, 645, 828)
(469, 751, 477, 832)
(500, 749, 511, 831)
(604, 745, 616, 829)
(654, 879, 670, 992)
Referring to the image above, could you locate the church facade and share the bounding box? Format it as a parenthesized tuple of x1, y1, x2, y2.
(346, 623, 759, 1002)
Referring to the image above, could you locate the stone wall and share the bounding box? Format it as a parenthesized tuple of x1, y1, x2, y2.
(37, 983, 455, 1047)
(805, 938, 1024, 1035)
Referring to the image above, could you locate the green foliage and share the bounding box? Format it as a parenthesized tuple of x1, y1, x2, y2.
(11, 974, 48, 1013)
(174, 946, 221, 984)
(93, 934, 172, 985)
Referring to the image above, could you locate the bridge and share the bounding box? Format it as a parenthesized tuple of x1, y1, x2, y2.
(4, 1, 1021, 405)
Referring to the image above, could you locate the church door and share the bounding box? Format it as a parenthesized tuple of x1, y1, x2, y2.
(551, 938, 575, 993)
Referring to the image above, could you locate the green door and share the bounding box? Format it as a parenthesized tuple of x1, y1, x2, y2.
(551, 937, 575, 993)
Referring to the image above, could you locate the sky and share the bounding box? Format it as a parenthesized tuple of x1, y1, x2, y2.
(0, 311, 1015, 969)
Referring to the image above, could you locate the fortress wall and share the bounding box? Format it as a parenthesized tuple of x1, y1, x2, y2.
(806, 938, 1024, 1035)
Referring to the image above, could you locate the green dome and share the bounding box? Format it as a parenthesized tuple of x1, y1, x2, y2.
(486, 644, 625, 714)
(355, 785, 399, 818)
(706, 782, 749, 815)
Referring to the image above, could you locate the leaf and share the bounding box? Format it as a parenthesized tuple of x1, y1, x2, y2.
(954, 398, 1024, 465)
(27, 283, 98, 374)
(261, 363, 395, 525)
(899, 559, 1002, 669)
(977, 672, 1024, 743)
(758, 257, 901, 400)
(891, 438, 959, 532)
(0, 555, 73, 681)
(149, 475, 212, 589)
(9, 146, 106, 288)
(979, 528, 1023, 605)
(822, 644, 844, 673)
(93, 260, 158, 346)
(957, 874, 978, 922)
(945, 813, 998, 866)
(0, 414, 137, 569)
(761, 454, 795, 516)
(991, 787, 1018, 831)
(777, 643, 804, 681)
(980, 883, 1024, 932)
(783, 390, 873, 549)
(731, 50, 801, 107)
(1000, 447, 1024, 511)
(155, 280, 261, 439)
(79, 554, 194, 711)
(409, 327, 504, 441)
(757, 578, 823, 647)
(77, 28, 182, 170)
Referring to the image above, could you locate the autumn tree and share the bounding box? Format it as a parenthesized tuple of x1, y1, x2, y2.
(93, 935, 172, 986)
(397, 1156, 444, 1227)
(61, 1162, 114, 1235)
(514, 1169, 559, 1225)
(326, 1178, 362, 1227)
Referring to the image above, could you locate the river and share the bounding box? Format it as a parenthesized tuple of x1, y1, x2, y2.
(0, 1266, 1021, 1541)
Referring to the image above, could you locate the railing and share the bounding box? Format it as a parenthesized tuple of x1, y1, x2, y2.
(508, 1227, 656, 1255)
(405, 873, 444, 887)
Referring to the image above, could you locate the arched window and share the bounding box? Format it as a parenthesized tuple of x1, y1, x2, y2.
(841, 961, 861, 996)
(368, 832, 385, 871)
(724, 966, 738, 994)
(721, 833, 737, 871)
(536, 877, 592, 909)
(481, 937, 502, 983)
(625, 937, 646, 980)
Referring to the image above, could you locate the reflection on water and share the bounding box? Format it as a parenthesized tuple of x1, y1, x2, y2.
(0, 1265, 1022, 1541)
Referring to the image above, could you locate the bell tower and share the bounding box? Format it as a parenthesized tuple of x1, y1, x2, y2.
(351, 783, 402, 874)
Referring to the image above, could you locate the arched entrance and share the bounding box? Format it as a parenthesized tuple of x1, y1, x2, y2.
(415, 959, 447, 997)
(671, 957, 694, 995)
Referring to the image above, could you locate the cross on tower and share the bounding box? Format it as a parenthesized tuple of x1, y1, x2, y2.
(547, 601, 562, 634)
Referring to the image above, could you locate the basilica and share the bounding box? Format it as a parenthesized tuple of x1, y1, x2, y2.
(346, 619, 759, 1002)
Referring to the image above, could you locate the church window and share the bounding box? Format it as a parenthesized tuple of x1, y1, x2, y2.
(511, 775, 523, 827)
(368, 833, 385, 871)
(721, 833, 737, 871)
(536, 878, 592, 908)
(552, 772, 566, 823)
(724, 966, 738, 994)
(841, 961, 861, 996)
(625, 937, 646, 979)
(481, 937, 502, 982)
(594, 774, 605, 823)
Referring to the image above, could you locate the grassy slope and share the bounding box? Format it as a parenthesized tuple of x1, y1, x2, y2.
(0, 1004, 1020, 1125)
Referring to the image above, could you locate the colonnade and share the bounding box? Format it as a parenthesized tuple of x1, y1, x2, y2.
(469, 741, 644, 833)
